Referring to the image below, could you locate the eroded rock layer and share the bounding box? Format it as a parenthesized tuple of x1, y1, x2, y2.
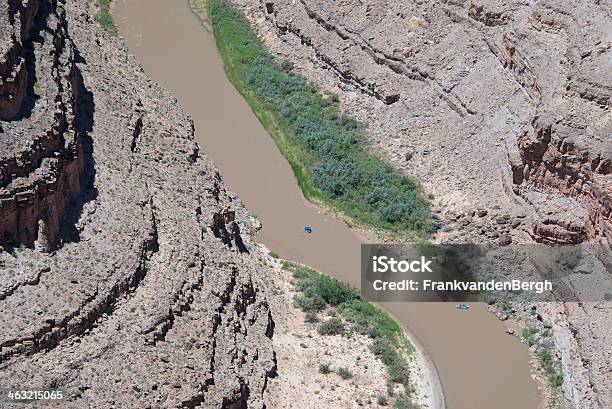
(0, 0, 275, 407)
(1, 0, 85, 251)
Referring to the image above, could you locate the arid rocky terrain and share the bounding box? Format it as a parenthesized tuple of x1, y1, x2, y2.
(1, 0, 610, 407)
(0, 1, 431, 408)
(0, 0, 278, 406)
(231, 0, 611, 408)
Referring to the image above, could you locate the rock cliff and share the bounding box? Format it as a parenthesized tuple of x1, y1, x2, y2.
(0, 0, 276, 407)
(1, 0, 84, 251)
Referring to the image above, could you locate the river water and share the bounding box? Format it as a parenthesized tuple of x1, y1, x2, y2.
(113, 1, 541, 408)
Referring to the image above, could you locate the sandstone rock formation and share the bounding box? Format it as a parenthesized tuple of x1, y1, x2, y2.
(1, 0, 84, 252)
(0, 0, 275, 407)
(231, 0, 611, 407)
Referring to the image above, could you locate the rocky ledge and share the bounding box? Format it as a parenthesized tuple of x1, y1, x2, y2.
(0, 0, 276, 407)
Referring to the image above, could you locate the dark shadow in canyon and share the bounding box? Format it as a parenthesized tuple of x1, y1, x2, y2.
(12, 0, 50, 121)
(54, 49, 98, 249)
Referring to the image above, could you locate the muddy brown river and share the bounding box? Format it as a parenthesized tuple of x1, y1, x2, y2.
(114, 1, 541, 407)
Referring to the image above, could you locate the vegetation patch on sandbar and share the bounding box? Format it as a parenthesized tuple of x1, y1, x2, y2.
(206, 0, 434, 237)
(284, 261, 420, 408)
(94, 0, 117, 35)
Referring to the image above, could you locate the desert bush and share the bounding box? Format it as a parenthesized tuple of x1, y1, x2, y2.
(522, 326, 539, 347)
(336, 367, 353, 379)
(393, 393, 418, 409)
(294, 293, 325, 313)
(305, 311, 319, 323)
(318, 318, 345, 336)
(537, 348, 563, 388)
(95, 0, 117, 35)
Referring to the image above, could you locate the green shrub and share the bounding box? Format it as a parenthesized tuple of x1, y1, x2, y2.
(280, 59, 294, 72)
(352, 318, 370, 335)
(393, 392, 418, 409)
(386, 380, 395, 397)
(371, 338, 412, 387)
(305, 311, 319, 323)
(499, 300, 512, 312)
(522, 326, 539, 347)
(377, 395, 389, 406)
(292, 264, 359, 306)
(367, 325, 380, 338)
(95, 0, 117, 35)
(371, 338, 399, 365)
(314, 276, 359, 306)
(338, 299, 410, 349)
(294, 293, 325, 312)
(388, 360, 411, 386)
(336, 367, 353, 379)
(537, 349, 563, 388)
(318, 318, 345, 336)
(319, 363, 332, 374)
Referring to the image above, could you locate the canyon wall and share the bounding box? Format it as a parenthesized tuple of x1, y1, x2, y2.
(0, 0, 84, 252)
(0, 0, 276, 407)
